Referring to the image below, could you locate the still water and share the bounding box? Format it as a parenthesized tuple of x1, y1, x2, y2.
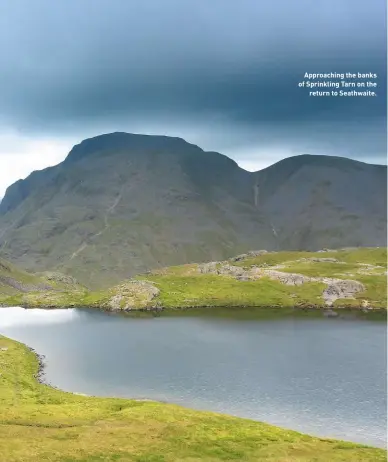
(0, 307, 386, 448)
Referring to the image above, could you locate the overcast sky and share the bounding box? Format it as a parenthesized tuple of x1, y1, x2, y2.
(0, 0, 386, 197)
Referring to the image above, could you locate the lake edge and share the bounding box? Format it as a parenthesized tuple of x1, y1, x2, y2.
(0, 332, 386, 455)
(1, 303, 386, 321)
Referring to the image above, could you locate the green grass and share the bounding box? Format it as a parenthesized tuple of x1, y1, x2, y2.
(1, 248, 386, 313)
(0, 335, 385, 462)
(230, 248, 387, 310)
(234, 248, 387, 269)
(334, 248, 387, 266)
(274, 249, 387, 309)
(0, 256, 86, 302)
(0, 257, 44, 292)
(232, 251, 324, 268)
(139, 274, 326, 308)
(347, 275, 387, 309)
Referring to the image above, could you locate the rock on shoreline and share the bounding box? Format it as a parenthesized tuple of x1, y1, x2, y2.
(27, 347, 50, 386)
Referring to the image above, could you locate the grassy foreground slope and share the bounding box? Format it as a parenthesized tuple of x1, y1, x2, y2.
(0, 336, 385, 462)
(0, 248, 386, 311)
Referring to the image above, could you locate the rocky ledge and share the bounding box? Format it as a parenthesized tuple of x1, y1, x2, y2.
(198, 262, 366, 307)
(103, 280, 160, 310)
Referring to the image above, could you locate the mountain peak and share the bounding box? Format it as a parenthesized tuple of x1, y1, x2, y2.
(257, 153, 376, 174)
(64, 132, 202, 163)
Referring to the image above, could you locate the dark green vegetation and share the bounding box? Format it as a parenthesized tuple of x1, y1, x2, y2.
(0, 133, 386, 288)
(0, 336, 386, 462)
(0, 247, 386, 314)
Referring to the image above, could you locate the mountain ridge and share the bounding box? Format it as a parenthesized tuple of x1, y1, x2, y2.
(1, 133, 385, 215)
(2, 133, 385, 216)
(0, 132, 386, 287)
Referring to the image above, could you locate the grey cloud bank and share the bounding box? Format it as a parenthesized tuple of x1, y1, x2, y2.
(0, 0, 386, 168)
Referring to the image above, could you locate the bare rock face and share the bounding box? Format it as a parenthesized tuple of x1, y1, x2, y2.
(230, 250, 269, 262)
(322, 279, 365, 306)
(105, 279, 160, 310)
(198, 262, 252, 280)
(360, 299, 373, 311)
(217, 264, 247, 279)
(39, 272, 80, 286)
(258, 269, 312, 286)
(308, 258, 339, 263)
(198, 262, 219, 274)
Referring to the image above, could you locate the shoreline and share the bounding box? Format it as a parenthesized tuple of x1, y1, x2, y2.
(26, 342, 164, 403)
(27, 346, 61, 391)
(1, 302, 386, 318)
(5, 335, 384, 450)
(1, 335, 385, 461)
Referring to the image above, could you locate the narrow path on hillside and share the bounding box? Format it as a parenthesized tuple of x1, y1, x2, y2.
(69, 186, 124, 261)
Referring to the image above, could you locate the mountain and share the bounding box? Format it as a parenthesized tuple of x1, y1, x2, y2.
(0, 132, 386, 288)
(254, 154, 387, 250)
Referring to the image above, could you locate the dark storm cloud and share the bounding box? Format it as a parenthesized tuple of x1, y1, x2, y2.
(0, 0, 386, 161)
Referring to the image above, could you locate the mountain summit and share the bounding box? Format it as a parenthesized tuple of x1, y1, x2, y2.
(0, 133, 386, 287)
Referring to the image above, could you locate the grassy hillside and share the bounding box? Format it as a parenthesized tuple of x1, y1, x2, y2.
(0, 247, 386, 312)
(0, 257, 46, 295)
(0, 336, 385, 462)
(0, 256, 86, 305)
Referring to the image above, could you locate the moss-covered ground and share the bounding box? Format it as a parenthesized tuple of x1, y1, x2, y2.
(0, 336, 386, 462)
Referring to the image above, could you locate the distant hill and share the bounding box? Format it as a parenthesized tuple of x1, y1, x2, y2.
(254, 154, 387, 250)
(0, 132, 386, 288)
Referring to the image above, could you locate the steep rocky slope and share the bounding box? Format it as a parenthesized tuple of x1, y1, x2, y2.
(0, 133, 386, 288)
(254, 155, 387, 250)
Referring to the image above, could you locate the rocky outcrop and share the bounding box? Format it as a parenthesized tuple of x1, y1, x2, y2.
(198, 262, 252, 280)
(254, 269, 312, 285)
(306, 257, 340, 263)
(230, 250, 269, 262)
(198, 262, 219, 274)
(322, 280, 365, 306)
(39, 272, 80, 286)
(104, 279, 160, 311)
(216, 264, 248, 279)
(197, 262, 365, 306)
